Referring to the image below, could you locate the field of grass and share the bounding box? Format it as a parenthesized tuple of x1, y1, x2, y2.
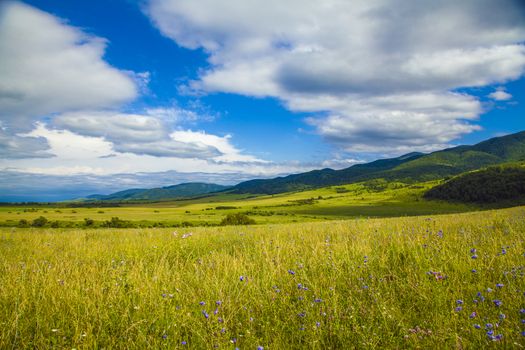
(0, 180, 477, 227)
(1, 206, 524, 348)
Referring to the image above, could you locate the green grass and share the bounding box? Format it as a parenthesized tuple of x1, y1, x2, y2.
(0, 180, 477, 227)
(1, 206, 524, 348)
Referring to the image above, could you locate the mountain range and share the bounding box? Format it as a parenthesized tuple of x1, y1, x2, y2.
(85, 131, 525, 201)
(85, 183, 230, 202)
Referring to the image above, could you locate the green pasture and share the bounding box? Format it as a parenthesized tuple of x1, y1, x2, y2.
(0, 180, 477, 227)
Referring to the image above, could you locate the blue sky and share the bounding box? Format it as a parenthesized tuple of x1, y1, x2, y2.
(0, 0, 524, 201)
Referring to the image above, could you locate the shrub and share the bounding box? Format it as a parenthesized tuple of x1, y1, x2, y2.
(32, 216, 48, 227)
(220, 213, 256, 226)
(17, 219, 29, 228)
(84, 218, 94, 226)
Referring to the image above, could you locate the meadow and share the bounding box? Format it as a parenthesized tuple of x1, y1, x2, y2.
(0, 180, 477, 228)
(1, 206, 524, 349)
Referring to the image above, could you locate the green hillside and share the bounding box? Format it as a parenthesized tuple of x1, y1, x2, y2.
(231, 131, 525, 194)
(85, 183, 230, 202)
(424, 164, 525, 203)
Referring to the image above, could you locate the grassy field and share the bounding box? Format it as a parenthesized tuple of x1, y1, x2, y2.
(1, 206, 524, 348)
(0, 180, 477, 227)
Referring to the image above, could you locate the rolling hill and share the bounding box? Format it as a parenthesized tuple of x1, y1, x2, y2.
(230, 131, 525, 194)
(86, 182, 230, 202)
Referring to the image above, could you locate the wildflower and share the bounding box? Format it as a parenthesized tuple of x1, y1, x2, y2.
(474, 324, 481, 329)
(181, 341, 187, 345)
(521, 331, 525, 336)
(218, 317, 224, 323)
(199, 301, 205, 306)
(216, 300, 222, 305)
(471, 254, 478, 259)
(499, 313, 506, 319)
(314, 298, 323, 303)
(520, 309, 525, 314)
(288, 269, 295, 275)
(487, 288, 493, 293)
(257, 346, 264, 350)
(501, 248, 507, 255)
(493, 334, 503, 341)
(455, 306, 462, 312)
(202, 310, 209, 319)
(456, 300, 464, 305)
(485, 323, 493, 329)
(298, 312, 306, 318)
(469, 312, 477, 319)
(239, 276, 245, 282)
(162, 334, 168, 339)
(214, 308, 219, 315)
(470, 248, 476, 254)
(471, 269, 477, 273)
(316, 321, 321, 327)
(493, 299, 502, 307)
(496, 283, 504, 288)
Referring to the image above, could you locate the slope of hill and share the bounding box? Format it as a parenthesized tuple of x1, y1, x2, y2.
(86, 183, 230, 202)
(231, 131, 525, 194)
(424, 164, 525, 203)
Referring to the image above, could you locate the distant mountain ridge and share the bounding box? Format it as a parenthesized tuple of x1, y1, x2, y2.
(86, 182, 230, 202)
(230, 131, 525, 194)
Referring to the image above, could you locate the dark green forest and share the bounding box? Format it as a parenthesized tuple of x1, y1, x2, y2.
(424, 166, 525, 203)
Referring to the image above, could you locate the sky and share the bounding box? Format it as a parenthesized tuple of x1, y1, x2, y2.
(0, 0, 524, 201)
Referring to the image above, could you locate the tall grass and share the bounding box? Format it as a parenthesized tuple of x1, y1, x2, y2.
(1, 207, 524, 349)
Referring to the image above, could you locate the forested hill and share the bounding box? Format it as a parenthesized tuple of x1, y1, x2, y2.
(424, 165, 525, 203)
(231, 131, 525, 194)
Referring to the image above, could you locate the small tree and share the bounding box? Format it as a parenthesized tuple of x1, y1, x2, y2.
(32, 216, 48, 227)
(220, 213, 256, 226)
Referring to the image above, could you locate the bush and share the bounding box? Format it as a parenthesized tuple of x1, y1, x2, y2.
(220, 213, 256, 226)
(17, 219, 30, 228)
(84, 218, 94, 226)
(32, 216, 48, 227)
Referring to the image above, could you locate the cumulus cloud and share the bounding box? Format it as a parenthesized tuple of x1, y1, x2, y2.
(147, 0, 525, 153)
(0, 128, 52, 159)
(0, 1, 137, 131)
(488, 88, 513, 101)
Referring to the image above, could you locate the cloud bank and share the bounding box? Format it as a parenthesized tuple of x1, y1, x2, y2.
(148, 0, 525, 153)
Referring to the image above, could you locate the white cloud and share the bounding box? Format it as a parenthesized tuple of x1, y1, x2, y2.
(147, 0, 525, 153)
(0, 1, 137, 131)
(0, 128, 52, 159)
(488, 88, 513, 101)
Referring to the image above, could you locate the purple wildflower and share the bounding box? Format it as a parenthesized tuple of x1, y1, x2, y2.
(288, 269, 295, 275)
(216, 300, 222, 305)
(181, 341, 187, 345)
(257, 346, 264, 350)
(199, 301, 205, 306)
(456, 300, 464, 305)
(202, 310, 209, 319)
(496, 283, 504, 288)
(239, 276, 245, 282)
(493, 299, 503, 307)
(474, 324, 481, 329)
(470, 248, 476, 254)
(469, 312, 477, 319)
(455, 306, 463, 312)
(471, 254, 478, 259)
